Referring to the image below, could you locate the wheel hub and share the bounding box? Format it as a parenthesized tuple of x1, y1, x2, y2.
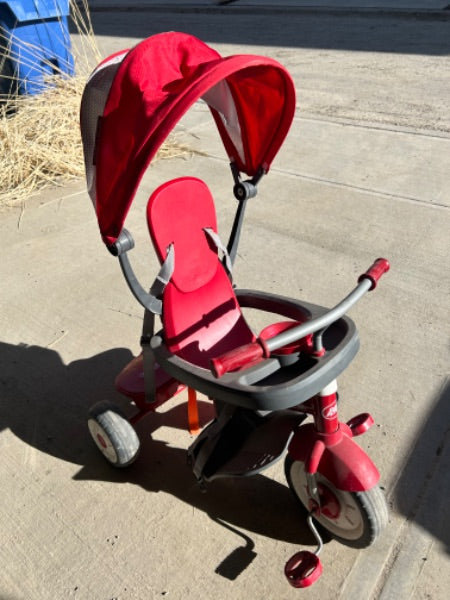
(307, 483, 341, 519)
(317, 483, 341, 519)
(96, 433, 108, 450)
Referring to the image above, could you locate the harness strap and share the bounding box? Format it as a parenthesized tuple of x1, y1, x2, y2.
(140, 309, 156, 403)
(148, 243, 175, 315)
(187, 388, 200, 434)
(140, 244, 175, 403)
(203, 227, 233, 279)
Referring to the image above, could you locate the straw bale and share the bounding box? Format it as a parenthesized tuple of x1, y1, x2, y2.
(0, 0, 191, 207)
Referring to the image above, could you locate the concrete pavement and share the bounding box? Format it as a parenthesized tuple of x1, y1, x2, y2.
(1, 3, 449, 599)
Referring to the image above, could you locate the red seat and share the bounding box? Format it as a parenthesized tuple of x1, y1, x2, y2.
(147, 177, 255, 369)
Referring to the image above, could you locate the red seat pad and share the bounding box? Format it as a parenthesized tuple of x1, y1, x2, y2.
(147, 177, 255, 368)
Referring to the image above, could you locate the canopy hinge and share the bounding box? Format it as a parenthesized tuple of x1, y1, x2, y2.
(230, 163, 265, 201)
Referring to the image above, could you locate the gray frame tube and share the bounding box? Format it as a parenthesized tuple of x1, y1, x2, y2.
(264, 278, 372, 353)
(118, 252, 162, 314)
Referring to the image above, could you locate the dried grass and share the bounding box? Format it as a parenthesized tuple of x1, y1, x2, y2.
(0, 74, 86, 204)
(0, 0, 191, 207)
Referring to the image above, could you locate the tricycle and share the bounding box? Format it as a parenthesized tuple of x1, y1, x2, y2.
(80, 32, 389, 587)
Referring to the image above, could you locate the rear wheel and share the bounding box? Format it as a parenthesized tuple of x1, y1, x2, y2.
(88, 401, 140, 467)
(285, 456, 388, 548)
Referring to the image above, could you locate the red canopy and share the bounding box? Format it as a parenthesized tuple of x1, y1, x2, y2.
(80, 32, 296, 246)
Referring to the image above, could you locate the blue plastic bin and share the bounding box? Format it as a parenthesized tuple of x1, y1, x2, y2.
(0, 1, 74, 95)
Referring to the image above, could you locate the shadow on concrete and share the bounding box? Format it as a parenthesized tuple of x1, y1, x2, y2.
(77, 6, 450, 56)
(0, 341, 134, 465)
(74, 435, 314, 548)
(0, 340, 315, 561)
(394, 377, 450, 554)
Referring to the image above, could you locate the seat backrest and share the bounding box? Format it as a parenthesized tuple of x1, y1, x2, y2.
(147, 177, 255, 368)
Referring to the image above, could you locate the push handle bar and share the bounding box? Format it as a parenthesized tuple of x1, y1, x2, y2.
(211, 258, 390, 378)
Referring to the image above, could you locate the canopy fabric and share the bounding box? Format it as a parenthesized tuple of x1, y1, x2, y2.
(80, 32, 296, 246)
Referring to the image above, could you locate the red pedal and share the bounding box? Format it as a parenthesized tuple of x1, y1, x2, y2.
(285, 551, 322, 588)
(346, 412, 374, 436)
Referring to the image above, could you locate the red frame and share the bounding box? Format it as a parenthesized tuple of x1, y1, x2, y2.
(288, 386, 380, 493)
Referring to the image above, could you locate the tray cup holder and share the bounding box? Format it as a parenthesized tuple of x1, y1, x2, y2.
(259, 320, 312, 366)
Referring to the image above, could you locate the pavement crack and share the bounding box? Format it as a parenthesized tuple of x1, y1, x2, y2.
(107, 307, 142, 319)
(192, 150, 450, 210)
(271, 167, 450, 210)
(295, 114, 450, 140)
(47, 330, 69, 348)
(17, 202, 25, 230)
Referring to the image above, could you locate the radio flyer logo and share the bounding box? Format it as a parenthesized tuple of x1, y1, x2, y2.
(321, 404, 337, 420)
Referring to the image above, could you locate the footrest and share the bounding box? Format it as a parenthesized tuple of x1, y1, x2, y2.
(115, 354, 185, 408)
(188, 408, 306, 482)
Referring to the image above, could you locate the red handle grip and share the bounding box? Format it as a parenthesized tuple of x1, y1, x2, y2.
(358, 257, 390, 290)
(210, 340, 268, 378)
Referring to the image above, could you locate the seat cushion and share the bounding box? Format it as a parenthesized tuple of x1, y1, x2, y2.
(147, 177, 255, 368)
(148, 177, 219, 292)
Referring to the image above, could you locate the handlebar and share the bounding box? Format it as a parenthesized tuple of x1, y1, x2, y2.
(210, 339, 269, 378)
(358, 257, 390, 290)
(210, 258, 389, 378)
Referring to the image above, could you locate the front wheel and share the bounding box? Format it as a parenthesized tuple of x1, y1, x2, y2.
(285, 456, 388, 549)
